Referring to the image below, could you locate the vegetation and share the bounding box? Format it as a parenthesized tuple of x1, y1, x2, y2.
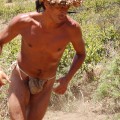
(0, 0, 120, 119)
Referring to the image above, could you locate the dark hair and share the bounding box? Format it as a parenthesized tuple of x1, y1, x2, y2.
(35, 0, 45, 12)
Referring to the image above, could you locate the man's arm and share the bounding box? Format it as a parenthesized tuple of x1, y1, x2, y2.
(0, 15, 22, 86)
(0, 16, 22, 46)
(65, 24, 86, 82)
(53, 23, 86, 94)
(0, 13, 40, 86)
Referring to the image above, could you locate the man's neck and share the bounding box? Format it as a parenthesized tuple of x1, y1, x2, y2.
(41, 11, 66, 31)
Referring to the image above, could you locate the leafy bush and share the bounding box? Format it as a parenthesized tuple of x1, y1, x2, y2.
(0, 37, 21, 74)
(94, 54, 120, 100)
(0, 0, 35, 21)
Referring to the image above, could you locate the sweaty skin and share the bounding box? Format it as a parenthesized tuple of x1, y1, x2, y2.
(0, 1, 86, 120)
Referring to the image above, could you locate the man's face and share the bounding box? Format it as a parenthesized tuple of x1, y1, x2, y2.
(45, 1, 70, 23)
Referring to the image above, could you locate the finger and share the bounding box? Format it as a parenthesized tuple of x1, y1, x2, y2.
(53, 87, 65, 94)
(53, 88, 56, 93)
(0, 80, 5, 85)
(5, 77, 11, 83)
(2, 76, 11, 84)
(54, 90, 65, 95)
(55, 79, 60, 83)
(56, 79, 63, 85)
(2, 73, 11, 83)
(53, 87, 60, 93)
(53, 86, 59, 92)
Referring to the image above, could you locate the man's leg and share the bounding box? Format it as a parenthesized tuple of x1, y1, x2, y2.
(8, 66, 30, 120)
(27, 78, 55, 120)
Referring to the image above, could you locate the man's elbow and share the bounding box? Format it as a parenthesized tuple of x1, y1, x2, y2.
(83, 52, 86, 60)
(77, 52, 86, 61)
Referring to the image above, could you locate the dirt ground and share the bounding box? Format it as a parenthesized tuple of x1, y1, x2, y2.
(43, 100, 115, 120)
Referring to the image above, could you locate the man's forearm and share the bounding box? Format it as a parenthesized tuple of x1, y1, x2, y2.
(65, 53, 86, 83)
(0, 45, 3, 70)
(0, 44, 3, 55)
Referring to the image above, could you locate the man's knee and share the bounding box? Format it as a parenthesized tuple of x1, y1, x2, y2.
(8, 79, 30, 120)
(8, 94, 26, 120)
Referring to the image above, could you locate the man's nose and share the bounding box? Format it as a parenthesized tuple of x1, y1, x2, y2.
(59, 7, 68, 13)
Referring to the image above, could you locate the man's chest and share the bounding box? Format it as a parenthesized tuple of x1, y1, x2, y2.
(21, 27, 70, 51)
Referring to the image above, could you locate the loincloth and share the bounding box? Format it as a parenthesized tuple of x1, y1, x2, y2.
(28, 77, 46, 94)
(11, 62, 55, 94)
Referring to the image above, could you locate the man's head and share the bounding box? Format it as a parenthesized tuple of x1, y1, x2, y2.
(36, 0, 83, 12)
(35, 0, 83, 23)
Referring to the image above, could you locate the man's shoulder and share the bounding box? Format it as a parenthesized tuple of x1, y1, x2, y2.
(66, 16, 80, 29)
(13, 12, 40, 23)
(65, 16, 82, 41)
(9, 12, 40, 28)
(66, 16, 81, 34)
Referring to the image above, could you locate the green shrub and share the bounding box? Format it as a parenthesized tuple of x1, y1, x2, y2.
(0, 37, 21, 73)
(0, 0, 35, 21)
(94, 54, 120, 100)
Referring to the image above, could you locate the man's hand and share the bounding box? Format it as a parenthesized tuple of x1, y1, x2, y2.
(53, 76, 69, 94)
(0, 71, 10, 87)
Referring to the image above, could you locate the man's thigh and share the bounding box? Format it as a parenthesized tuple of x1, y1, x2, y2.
(27, 78, 55, 120)
(8, 66, 30, 120)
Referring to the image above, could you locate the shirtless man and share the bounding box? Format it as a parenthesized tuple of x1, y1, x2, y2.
(0, 0, 86, 119)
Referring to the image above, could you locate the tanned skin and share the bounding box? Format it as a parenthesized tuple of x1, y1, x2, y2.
(0, 1, 86, 120)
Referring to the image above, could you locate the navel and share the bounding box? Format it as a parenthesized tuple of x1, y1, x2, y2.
(28, 44, 32, 48)
(57, 48, 62, 51)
